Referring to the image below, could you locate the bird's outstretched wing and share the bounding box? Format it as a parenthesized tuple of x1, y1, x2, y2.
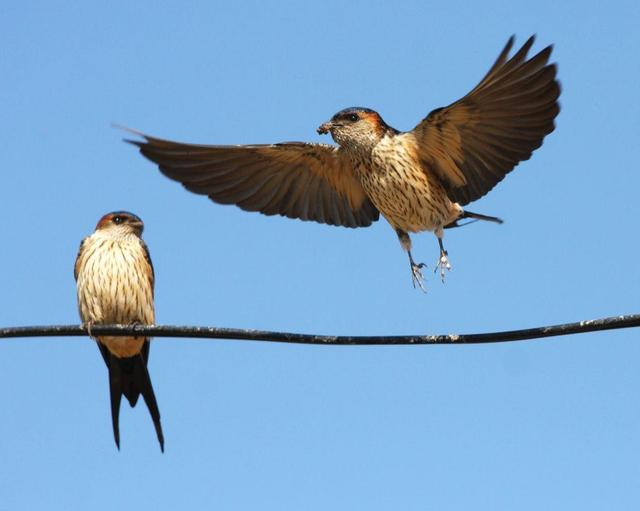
(125, 132, 380, 228)
(408, 35, 560, 205)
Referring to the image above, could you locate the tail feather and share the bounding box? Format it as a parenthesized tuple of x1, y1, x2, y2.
(108, 369, 123, 450)
(102, 345, 164, 452)
(445, 210, 504, 229)
(136, 360, 164, 452)
(462, 210, 504, 224)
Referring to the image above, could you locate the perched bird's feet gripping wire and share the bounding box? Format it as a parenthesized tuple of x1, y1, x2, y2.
(83, 321, 95, 340)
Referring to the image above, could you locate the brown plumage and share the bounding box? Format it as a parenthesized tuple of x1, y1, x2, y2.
(125, 35, 560, 289)
(75, 211, 164, 451)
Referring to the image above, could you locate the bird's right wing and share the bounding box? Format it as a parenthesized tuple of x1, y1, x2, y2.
(409, 36, 560, 206)
(125, 132, 380, 228)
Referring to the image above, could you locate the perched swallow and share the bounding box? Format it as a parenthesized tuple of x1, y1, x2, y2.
(125, 36, 560, 289)
(74, 211, 164, 451)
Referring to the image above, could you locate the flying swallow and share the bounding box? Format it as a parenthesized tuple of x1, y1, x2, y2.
(75, 211, 164, 451)
(125, 36, 559, 289)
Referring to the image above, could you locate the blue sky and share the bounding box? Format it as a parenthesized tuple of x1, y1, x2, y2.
(1, 0, 640, 509)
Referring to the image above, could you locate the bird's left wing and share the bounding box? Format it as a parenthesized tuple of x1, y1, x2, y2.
(139, 238, 155, 296)
(125, 132, 380, 228)
(73, 237, 87, 281)
(407, 35, 560, 205)
(136, 238, 155, 365)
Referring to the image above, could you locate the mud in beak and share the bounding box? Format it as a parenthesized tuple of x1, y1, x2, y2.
(317, 121, 334, 135)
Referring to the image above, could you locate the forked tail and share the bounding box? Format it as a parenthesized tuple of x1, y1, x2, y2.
(103, 347, 164, 452)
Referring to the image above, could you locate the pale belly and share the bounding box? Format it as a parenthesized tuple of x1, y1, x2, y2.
(357, 161, 460, 233)
(76, 239, 154, 358)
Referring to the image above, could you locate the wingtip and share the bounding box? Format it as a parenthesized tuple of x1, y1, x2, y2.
(112, 123, 143, 136)
(520, 35, 536, 55)
(113, 123, 149, 145)
(542, 42, 556, 62)
(123, 137, 143, 147)
(502, 35, 515, 55)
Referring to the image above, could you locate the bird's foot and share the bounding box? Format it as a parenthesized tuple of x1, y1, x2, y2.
(83, 321, 95, 340)
(411, 262, 427, 292)
(130, 320, 145, 340)
(434, 251, 452, 283)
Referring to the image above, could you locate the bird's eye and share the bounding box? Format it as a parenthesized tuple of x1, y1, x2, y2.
(348, 113, 359, 122)
(112, 216, 124, 224)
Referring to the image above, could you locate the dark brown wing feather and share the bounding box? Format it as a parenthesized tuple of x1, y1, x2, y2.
(410, 35, 560, 205)
(126, 133, 380, 228)
(73, 237, 86, 281)
(139, 238, 155, 298)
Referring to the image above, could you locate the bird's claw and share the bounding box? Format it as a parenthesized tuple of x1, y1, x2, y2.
(434, 251, 452, 283)
(411, 262, 427, 292)
(84, 321, 95, 340)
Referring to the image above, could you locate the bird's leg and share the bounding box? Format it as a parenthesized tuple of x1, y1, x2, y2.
(434, 230, 452, 283)
(396, 229, 426, 292)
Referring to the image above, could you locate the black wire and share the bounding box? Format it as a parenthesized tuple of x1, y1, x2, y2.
(1, 313, 639, 345)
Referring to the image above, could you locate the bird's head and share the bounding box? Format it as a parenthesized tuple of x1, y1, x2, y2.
(317, 107, 392, 150)
(95, 211, 144, 237)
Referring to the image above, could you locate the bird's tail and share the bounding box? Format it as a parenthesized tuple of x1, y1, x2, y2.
(444, 210, 504, 229)
(106, 350, 164, 452)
